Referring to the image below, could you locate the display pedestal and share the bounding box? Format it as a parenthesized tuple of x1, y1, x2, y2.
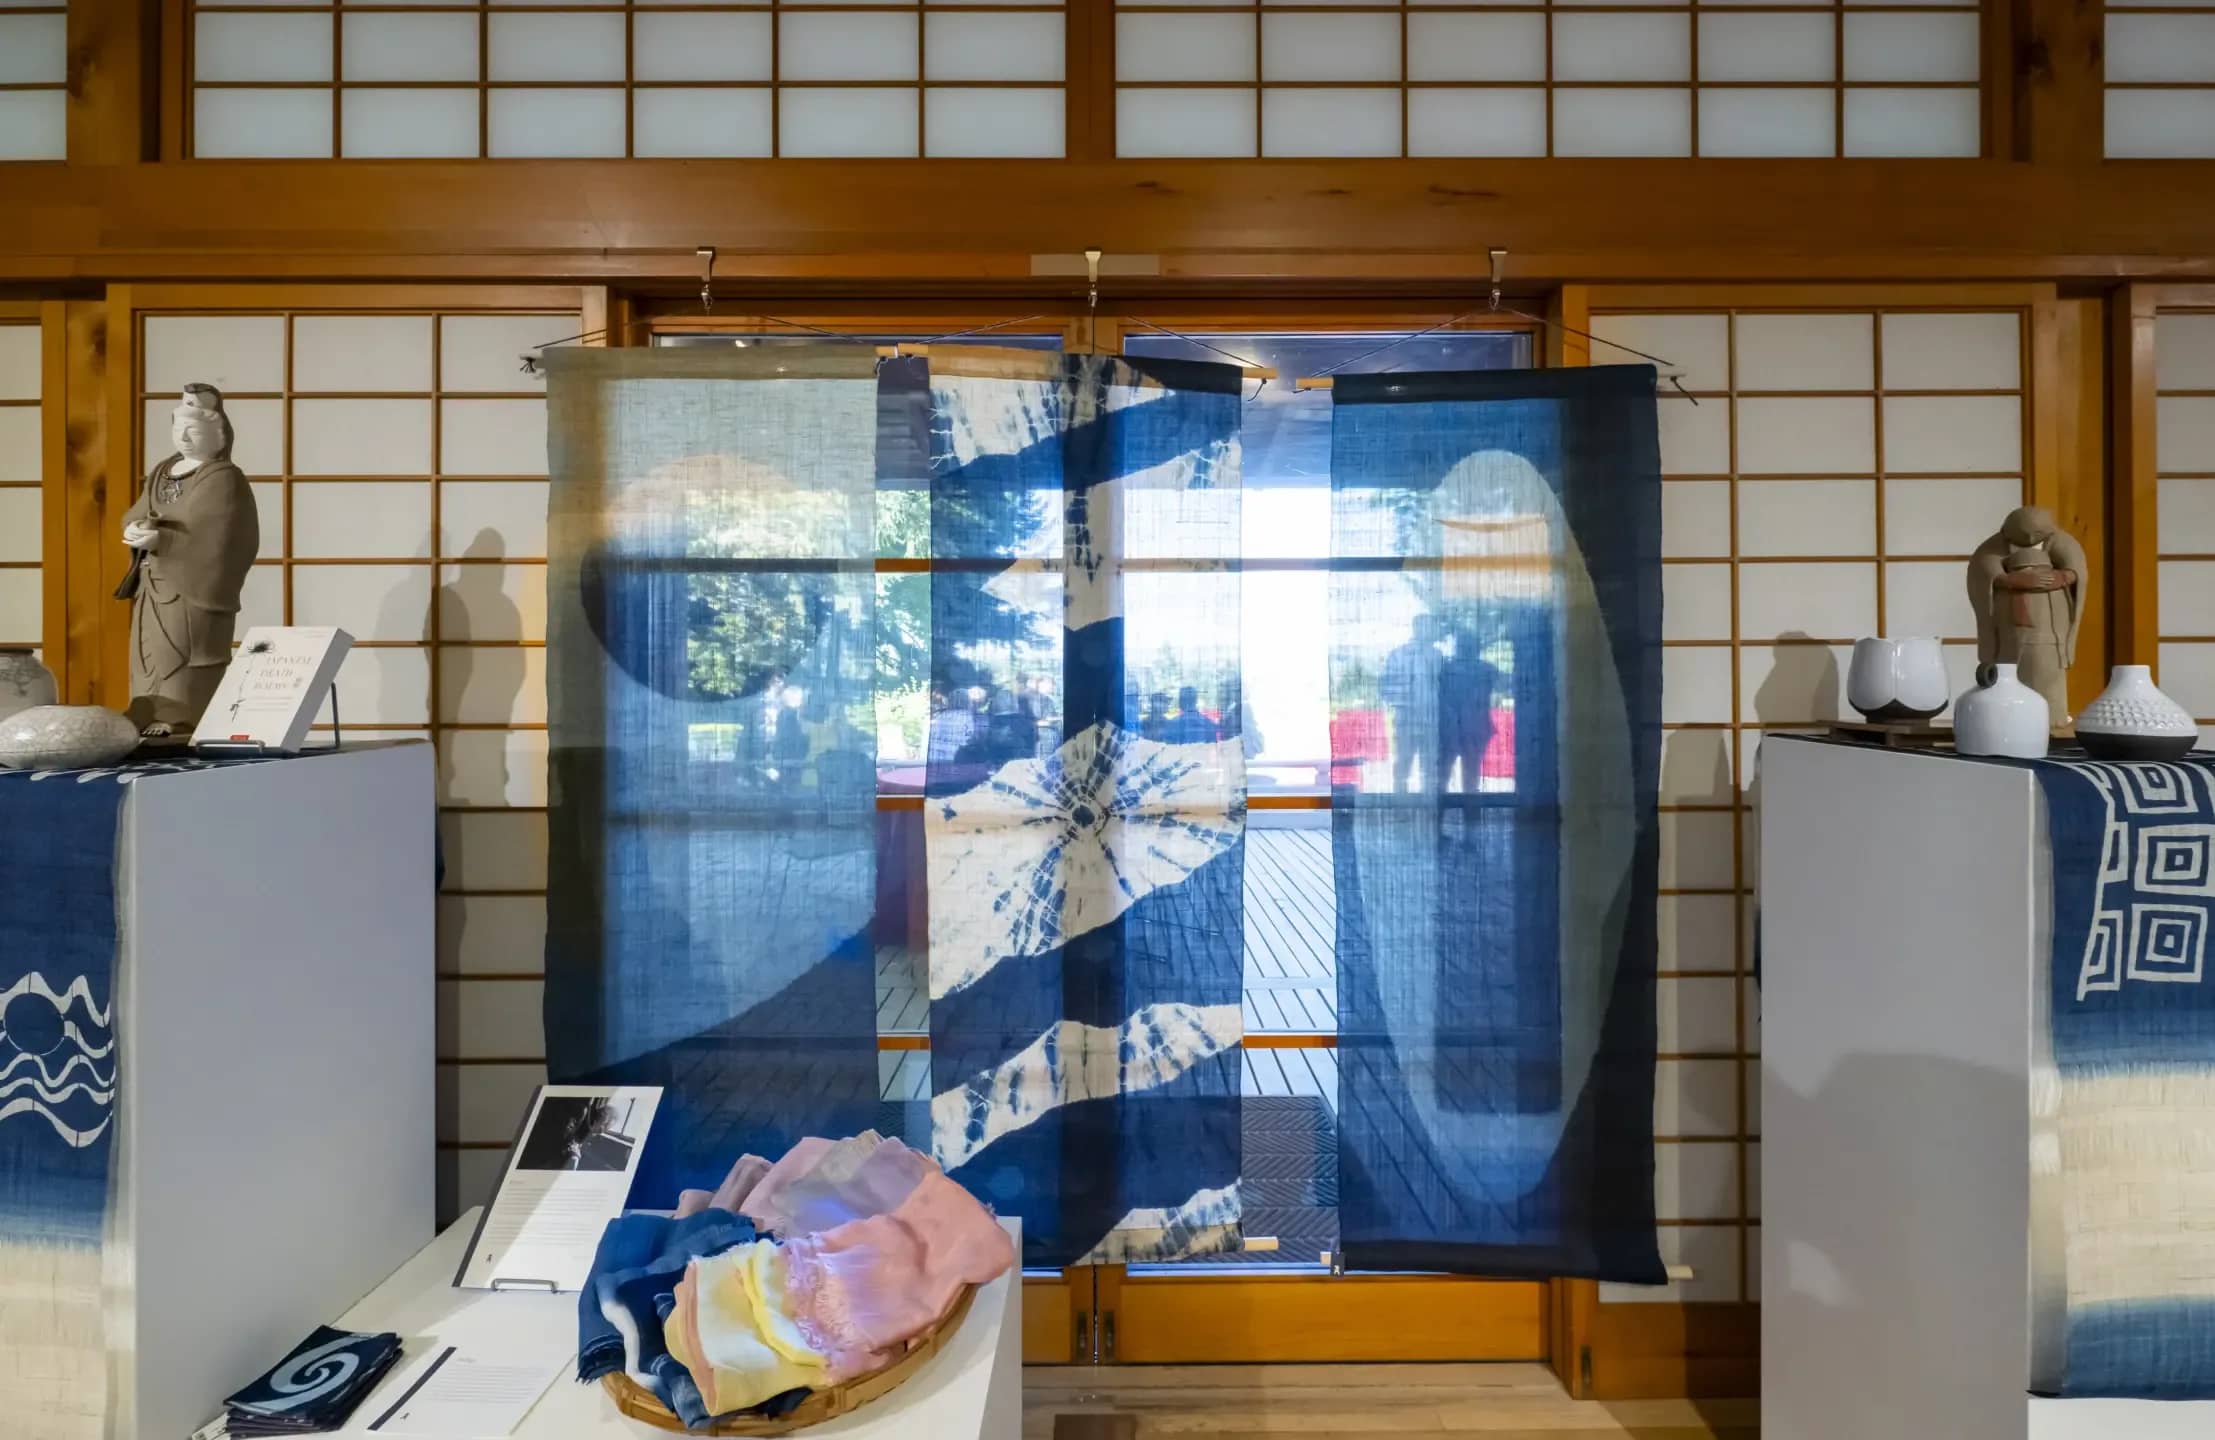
(1760, 736, 2215, 1439)
(319, 1211, 1023, 1439)
(0, 744, 438, 1440)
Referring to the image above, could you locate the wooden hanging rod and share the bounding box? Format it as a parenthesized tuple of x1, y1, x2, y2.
(873, 344, 1277, 382)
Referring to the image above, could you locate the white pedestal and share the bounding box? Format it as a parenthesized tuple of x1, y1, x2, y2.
(1759, 737, 2215, 1439)
(322, 1212, 1023, 1440)
(121, 743, 437, 1439)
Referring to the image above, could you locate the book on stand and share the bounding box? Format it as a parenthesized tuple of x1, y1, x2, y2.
(192, 626, 354, 754)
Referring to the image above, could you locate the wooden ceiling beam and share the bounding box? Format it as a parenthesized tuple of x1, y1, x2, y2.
(5, 158, 2215, 285)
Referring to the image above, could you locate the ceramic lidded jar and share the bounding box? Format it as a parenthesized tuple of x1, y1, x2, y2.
(0, 647, 58, 724)
(1954, 663, 2050, 759)
(2076, 665, 2197, 762)
(1848, 637, 1950, 722)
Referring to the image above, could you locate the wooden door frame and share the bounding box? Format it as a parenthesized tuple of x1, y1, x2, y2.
(2113, 284, 2215, 673)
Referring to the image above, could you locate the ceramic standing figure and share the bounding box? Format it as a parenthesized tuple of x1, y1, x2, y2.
(118, 385, 259, 734)
(1968, 505, 2083, 729)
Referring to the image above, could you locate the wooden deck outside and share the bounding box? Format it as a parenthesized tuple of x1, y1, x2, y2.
(875, 825, 1341, 1112)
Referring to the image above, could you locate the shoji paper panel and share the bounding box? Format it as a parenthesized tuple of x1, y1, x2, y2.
(139, 307, 572, 1222)
(1589, 302, 2030, 1305)
(0, 7, 65, 160)
(2157, 312, 2215, 733)
(1112, 0, 1979, 156)
(0, 323, 40, 646)
(187, 1, 1067, 157)
(2107, 10, 2215, 156)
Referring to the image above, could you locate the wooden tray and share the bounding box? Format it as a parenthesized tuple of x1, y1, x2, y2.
(601, 1284, 979, 1435)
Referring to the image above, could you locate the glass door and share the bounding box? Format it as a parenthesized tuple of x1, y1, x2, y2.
(1091, 326, 1552, 1363)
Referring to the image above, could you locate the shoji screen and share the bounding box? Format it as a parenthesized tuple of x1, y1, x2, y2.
(1587, 302, 2029, 1305)
(2156, 310, 2215, 735)
(0, 320, 38, 651)
(185, 0, 1066, 157)
(1114, 0, 1981, 157)
(2106, 6, 2215, 157)
(137, 301, 571, 1219)
(0, 2, 66, 161)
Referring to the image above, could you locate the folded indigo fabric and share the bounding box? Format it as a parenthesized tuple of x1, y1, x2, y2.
(576, 1210, 756, 1383)
(782, 1171, 1015, 1378)
(224, 1326, 403, 1435)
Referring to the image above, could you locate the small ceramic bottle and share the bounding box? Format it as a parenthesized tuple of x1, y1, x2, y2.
(2076, 665, 2197, 761)
(0, 647, 58, 725)
(1954, 663, 2050, 759)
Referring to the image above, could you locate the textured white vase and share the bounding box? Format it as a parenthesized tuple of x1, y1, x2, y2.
(1847, 637, 1949, 722)
(2076, 664, 2197, 761)
(1954, 663, 2050, 759)
(0, 647, 58, 724)
(0, 704, 143, 771)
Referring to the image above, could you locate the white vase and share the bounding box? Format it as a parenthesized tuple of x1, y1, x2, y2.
(1847, 637, 1950, 722)
(2076, 664, 2197, 761)
(0, 705, 143, 771)
(0, 647, 58, 724)
(1954, 663, 2050, 759)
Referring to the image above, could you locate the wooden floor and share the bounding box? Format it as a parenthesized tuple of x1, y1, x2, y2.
(876, 824, 1343, 1108)
(1023, 1365, 1758, 1439)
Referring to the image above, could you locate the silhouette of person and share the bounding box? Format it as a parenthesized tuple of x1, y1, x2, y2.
(1141, 690, 1172, 741)
(1438, 627, 1501, 794)
(1381, 612, 1443, 792)
(1164, 684, 1217, 744)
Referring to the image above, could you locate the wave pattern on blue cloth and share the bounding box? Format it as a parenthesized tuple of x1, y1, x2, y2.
(1325, 367, 1665, 1282)
(2029, 756, 2215, 1398)
(914, 351, 1247, 1267)
(541, 348, 886, 1206)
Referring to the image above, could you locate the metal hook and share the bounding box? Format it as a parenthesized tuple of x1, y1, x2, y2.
(1488, 248, 1507, 313)
(697, 246, 718, 315)
(1084, 248, 1102, 355)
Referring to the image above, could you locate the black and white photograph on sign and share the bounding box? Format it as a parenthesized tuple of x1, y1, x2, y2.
(513, 1094, 641, 1173)
(454, 1084, 662, 1291)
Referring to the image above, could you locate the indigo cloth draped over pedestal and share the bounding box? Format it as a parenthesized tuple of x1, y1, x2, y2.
(542, 348, 884, 1206)
(913, 349, 1248, 1266)
(0, 768, 129, 1439)
(2028, 757, 2215, 1398)
(1327, 366, 1665, 1281)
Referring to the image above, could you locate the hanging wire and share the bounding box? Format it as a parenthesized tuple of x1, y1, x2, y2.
(1119, 315, 1276, 401)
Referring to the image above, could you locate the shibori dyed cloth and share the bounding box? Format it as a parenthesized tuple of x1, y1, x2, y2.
(2029, 756, 2215, 1397)
(1326, 367, 1666, 1282)
(0, 766, 130, 1440)
(541, 347, 886, 1206)
(909, 348, 1248, 1267)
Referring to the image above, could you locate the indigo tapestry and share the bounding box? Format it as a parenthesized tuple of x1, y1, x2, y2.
(0, 768, 128, 1439)
(1327, 366, 1665, 1281)
(2028, 757, 2215, 1398)
(543, 347, 884, 1207)
(915, 348, 1247, 1266)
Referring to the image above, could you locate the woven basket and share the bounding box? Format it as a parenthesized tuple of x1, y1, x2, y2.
(599, 1284, 980, 1435)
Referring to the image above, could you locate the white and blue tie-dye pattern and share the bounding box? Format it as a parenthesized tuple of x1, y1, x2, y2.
(1075, 1180, 1245, 1265)
(0, 973, 115, 1149)
(930, 1002, 1243, 1171)
(927, 721, 1245, 999)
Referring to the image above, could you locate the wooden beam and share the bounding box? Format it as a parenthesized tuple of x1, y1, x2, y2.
(65, 0, 159, 166)
(2036, 294, 2109, 712)
(56, 299, 117, 706)
(98, 285, 135, 708)
(2016, 0, 2105, 166)
(2110, 284, 2159, 669)
(10, 160, 2215, 285)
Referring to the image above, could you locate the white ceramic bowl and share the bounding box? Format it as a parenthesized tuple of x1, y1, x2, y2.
(0, 705, 143, 771)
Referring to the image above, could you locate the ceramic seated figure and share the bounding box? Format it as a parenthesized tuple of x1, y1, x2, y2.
(118, 385, 259, 735)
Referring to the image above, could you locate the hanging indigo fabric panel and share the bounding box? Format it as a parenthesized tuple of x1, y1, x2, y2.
(1327, 365, 1665, 1282)
(0, 769, 127, 1438)
(543, 347, 883, 1206)
(2026, 757, 2215, 1398)
(915, 348, 1248, 1266)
